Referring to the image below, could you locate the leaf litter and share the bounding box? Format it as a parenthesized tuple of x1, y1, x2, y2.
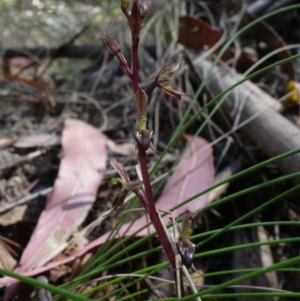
(1, 119, 107, 296)
(0, 134, 214, 288)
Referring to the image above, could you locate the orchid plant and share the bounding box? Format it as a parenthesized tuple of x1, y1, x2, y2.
(100, 0, 195, 297)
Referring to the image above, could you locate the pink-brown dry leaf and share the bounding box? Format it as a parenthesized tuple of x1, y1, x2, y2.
(0, 138, 12, 148)
(14, 133, 60, 148)
(157, 134, 214, 213)
(0, 135, 213, 287)
(15, 119, 107, 271)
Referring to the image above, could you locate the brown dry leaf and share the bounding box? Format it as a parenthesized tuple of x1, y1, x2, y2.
(178, 16, 256, 75)
(14, 134, 60, 148)
(0, 205, 27, 226)
(178, 16, 221, 49)
(0, 242, 16, 271)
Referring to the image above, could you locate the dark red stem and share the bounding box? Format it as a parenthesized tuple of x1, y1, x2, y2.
(131, 36, 140, 93)
(124, 1, 184, 295)
(137, 146, 185, 295)
(137, 148, 176, 268)
(123, 5, 139, 92)
(127, 0, 176, 275)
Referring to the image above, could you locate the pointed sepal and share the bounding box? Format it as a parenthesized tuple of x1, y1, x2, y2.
(155, 62, 189, 100)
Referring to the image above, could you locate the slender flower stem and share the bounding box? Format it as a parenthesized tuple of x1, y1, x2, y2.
(116, 0, 185, 296)
(137, 146, 185, 296)
(137, 148, 176, 267)
(129, 0, 140, 92)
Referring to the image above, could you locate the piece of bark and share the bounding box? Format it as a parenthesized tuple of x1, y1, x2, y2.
(187, 53, 300, 184)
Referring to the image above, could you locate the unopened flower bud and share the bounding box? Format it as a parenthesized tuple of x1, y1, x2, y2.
(100, 31, 120, 55)
(139, 0, 148, 18)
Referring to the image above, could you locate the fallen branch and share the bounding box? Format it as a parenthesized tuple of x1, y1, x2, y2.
(188, 53, 300, 184)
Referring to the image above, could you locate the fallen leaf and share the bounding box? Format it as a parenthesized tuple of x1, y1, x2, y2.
(2, 119, 107, 297)
(17, 119, 106, 270)
(14, 134, 60, 148)
(178, 16, 220, 49)
(178, 16, 256, 75)
(0, 135, 214, 287)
